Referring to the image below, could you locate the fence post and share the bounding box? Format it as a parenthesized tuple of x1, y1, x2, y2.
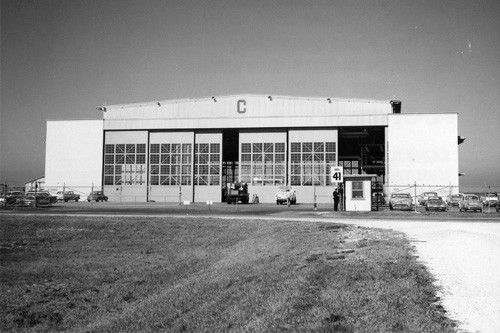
(414, 181, 417, 213)
(313, 184, 317, 210)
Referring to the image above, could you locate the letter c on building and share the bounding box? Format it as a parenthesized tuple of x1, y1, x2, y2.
(237, 100, 246, 113)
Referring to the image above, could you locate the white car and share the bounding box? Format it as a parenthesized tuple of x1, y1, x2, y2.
(275, 186, 296, 205)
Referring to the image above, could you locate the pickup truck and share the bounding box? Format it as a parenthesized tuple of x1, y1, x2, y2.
(56, 191, 80, 202)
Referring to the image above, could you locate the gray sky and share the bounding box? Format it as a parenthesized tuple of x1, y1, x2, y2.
(1, 0, 499, 187)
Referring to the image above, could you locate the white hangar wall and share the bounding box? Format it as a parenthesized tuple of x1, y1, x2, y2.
(386, 113, 459, 197)
(45, 120, 103, 194)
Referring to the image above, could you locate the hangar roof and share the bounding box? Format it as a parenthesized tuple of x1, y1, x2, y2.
(101, 94, 394, 130)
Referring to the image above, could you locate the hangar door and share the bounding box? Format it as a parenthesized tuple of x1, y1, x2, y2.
(239, 131, 287, 203)
(194, 133, 222, 203)
(149, 132, 195, 203)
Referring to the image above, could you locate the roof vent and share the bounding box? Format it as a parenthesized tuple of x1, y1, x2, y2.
(390, 100, 401, 113)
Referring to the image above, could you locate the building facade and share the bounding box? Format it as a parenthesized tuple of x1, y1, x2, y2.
(45, 94, 460, 203)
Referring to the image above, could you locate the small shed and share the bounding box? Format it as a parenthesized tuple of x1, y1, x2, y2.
(344, 174, 377, 211)
(24, 176, 45, 192)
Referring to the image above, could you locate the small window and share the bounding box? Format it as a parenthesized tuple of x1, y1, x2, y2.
(352, 181, 364, 199)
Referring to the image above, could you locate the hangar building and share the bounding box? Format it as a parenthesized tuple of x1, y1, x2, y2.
(45, 94, 460, 203)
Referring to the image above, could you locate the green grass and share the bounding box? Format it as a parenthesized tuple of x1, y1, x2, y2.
(0, 215, 456, 332)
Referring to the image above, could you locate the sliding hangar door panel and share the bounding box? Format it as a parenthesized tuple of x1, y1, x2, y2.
(239, 131, 287, 203)
(194, 133, 223, 202)
(103, 131, 149, 202)
(288, 129, 338, 204)
(149, 132, 195, 203)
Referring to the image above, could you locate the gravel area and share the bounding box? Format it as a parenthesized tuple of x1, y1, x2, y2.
(337, 219, 500, 333)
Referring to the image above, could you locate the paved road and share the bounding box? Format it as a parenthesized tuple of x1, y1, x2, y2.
(329, 219, 500, 333)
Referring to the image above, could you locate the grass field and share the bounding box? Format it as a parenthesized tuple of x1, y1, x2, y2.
(0, 215, 457, 332)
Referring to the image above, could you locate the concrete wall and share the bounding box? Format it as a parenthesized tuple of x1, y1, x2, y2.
(45, 120, 103, 194)
(387, 113, 459, 196)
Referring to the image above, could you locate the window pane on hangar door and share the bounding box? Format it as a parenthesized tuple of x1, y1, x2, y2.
(194, 133, 222, 186)
(239, 132, 286, 186)
(104, 131, 148, 186)
(288, 130, 337, 187)
(149, 132, 194, 186)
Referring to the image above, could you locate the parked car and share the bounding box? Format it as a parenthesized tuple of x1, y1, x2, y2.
(26, 191, 58, 206)
(497, 198, 500, 212)
(2, 191, 25, 206)
(275, 186, 296, 205)
(389, 193, 412, 211)
(480, 192, 498, 207)
(56, 191, 81, 202)
(87, 191, 108, 202)
(425, 197, 448, 212)
(459, 194, 483, 212)
(418, 192, 438, 206)
(446, 193, 464, 206)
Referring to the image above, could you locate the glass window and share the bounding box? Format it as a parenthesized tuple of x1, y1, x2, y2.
(291, 141, 336, 186)
(136, 155, 146, 164)
(105, 145, 114, 154)
(161, 144, 170, 154)
(150, 144, 160, 154)
(105, 155, 114, 164)
(352, 181, 364, 199)
(105, 143, 147, 185)
(137, 144, 146, 154)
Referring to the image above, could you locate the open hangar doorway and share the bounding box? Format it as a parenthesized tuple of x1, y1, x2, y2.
(221, 130, 239, 202)
(338, 126, 385, 181)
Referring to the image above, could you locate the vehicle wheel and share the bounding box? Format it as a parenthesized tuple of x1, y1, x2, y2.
(87, 200, 91, 202)
(64, 199, 68, 202)
(104, 199, 108, 202)
(75, 199, 79, 202)
(276, 201, 279, 205)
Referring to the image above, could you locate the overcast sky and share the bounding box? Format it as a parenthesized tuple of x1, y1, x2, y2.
(1, 0, 499, 188)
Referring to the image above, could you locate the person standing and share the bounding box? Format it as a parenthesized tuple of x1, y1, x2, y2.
(333, 188, 340, 211)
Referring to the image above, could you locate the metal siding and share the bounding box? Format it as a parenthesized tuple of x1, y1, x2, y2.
(104, 114, 388, 130)
(103, 95, 392, 122)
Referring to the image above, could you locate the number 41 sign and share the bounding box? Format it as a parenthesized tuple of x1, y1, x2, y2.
(331, 166, 343, 183)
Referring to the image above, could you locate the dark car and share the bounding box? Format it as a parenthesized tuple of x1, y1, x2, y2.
(2, 191, 25, 206)
(425, 197, 447, 212)
(87, 191, 108, 202)
(418, 192, 438, 206)
(26, 191, 58, 206)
